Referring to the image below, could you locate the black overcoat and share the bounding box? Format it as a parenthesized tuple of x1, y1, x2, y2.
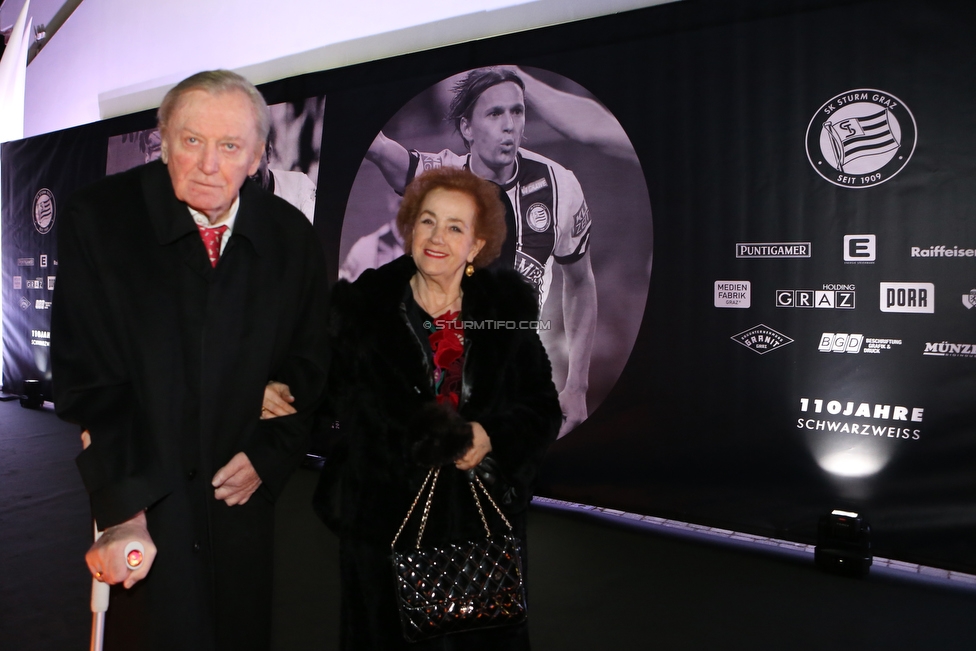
(51, 160, 329, 651)
(316, 255, 561, 650)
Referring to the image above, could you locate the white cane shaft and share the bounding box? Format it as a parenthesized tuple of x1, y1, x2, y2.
(91, 521, 108, 651)
(91, 612, 106, 651)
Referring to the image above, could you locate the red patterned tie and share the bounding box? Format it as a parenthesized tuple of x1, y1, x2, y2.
(197, 224, 228, 267)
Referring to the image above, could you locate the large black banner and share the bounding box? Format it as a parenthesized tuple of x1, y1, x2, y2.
(1, 129, 106, 398)
(2, 0, 974, 572)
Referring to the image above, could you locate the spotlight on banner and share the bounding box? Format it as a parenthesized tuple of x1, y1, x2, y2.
(815, 509, 872, 577)
(20, 379, 44, 409)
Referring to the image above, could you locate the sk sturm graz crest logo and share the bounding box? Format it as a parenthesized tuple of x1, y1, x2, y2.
(806, 89, 916, 188)
(525, 203, 552, 233)
(33, 188, 56, 234)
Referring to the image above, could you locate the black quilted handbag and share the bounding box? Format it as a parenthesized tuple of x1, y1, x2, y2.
(391, 467, 527, 642)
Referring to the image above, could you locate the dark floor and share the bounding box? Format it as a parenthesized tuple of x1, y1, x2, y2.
(3, 399, 976, 650)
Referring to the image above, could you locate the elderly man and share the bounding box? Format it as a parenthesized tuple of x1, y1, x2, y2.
(51, 70, 328, 650)
(367, 66, 597, 436)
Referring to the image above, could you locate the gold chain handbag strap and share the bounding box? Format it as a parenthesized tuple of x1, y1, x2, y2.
(392, 467, 439, 550)
(469, 473, 514, 533)
(391, 467, 514, 551)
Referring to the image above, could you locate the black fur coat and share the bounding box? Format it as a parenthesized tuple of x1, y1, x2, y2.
(314, 255, 561, 547)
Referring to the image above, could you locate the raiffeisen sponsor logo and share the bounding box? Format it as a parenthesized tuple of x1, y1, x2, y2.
(910, 245, 975, 258)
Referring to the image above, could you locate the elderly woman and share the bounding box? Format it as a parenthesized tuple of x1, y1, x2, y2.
(264, 166, 560, 649)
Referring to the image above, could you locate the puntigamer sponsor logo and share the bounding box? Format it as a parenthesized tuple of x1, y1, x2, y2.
(776, 284, 855, 309)
(714, 281, 751, 308)
(818, 333, 902, 354)
(911, 245, 975, 258)
(798, 397, 922, 440)
(922, 342, 976, 359)
(731, 324, 793, 355)
(880, 282, 933, 313)
(736, 242, 811, 258)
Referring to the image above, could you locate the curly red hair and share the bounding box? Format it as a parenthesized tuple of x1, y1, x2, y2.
(396, 167, 507, 269)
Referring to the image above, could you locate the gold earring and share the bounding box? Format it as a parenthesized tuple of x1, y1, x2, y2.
(465, 263, 475, 277)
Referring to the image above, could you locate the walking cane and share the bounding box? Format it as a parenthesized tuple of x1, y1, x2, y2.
(89, 527, 144, 651)
(85, 432, 145, 651)
(90, 525, 109, 651)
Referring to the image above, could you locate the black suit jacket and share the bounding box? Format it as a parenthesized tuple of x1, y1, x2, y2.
(52, 160, 329, 651)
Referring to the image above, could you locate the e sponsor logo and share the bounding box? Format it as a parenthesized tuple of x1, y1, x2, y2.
(714, 281, 751, 308)
(844, 234, 876, 263)
(880, 282, 934, 313)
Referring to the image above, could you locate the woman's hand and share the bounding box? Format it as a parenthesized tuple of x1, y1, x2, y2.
(260, 381, 296, 419)
(455, 422, 492, 470)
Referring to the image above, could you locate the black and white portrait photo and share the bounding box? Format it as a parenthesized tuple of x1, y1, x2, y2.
(340, 66, 653, 437)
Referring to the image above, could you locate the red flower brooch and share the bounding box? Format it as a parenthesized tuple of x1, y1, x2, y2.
(429, 310, 464, 409)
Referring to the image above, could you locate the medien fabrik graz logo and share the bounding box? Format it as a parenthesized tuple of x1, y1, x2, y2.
(806, 89, 916, 188)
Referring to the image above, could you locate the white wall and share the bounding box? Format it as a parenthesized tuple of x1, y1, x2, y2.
(22, 0, 673, 138)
